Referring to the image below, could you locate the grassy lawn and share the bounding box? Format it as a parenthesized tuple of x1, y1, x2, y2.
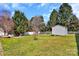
(0, 34, 78, 56)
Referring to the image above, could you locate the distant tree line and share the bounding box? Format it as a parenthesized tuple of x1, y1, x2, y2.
(47, 3, 79, 31)
(12, 11, 46, 36)
(0, 3, 79, 36)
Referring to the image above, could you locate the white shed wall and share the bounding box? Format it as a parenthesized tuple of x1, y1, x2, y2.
(52, 25, 68, 35)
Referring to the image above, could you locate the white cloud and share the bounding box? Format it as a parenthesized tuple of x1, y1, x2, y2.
(43, 13, 50, 18)
(37, 3, 46, 8)
(43, 13, 50, 23)
(11, 11, 14, 17)
(70, 4, 79, 19)
(0, 3, 10, 10)
(40, 3, 46, 7)
(4, 4, 10, 10)
(11, 4, 26, 12)
(11, 4, 20, 9)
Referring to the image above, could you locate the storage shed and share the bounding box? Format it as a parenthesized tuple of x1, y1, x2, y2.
(52, 25, 68, 35)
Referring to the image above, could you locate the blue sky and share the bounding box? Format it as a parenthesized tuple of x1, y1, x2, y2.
(0, 3, 79, 24)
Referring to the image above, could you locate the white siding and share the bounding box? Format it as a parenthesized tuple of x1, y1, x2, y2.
(25, 32, 35, 35)
(52, 25, 68, 35)
(0, 31, 4, 36)
(25, 31, 40, 35)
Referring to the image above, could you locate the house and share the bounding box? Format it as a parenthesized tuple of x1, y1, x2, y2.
(0, 28, 4, 37)
(0, 28, 13, 37)
(52, 25, 68, 35)
(25, 32, 35, 35)
(25, 31, 40, 35)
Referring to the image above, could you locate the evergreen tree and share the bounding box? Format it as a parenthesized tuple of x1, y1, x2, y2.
(68, 15, 79, 31)
(58, 3, 79, 31)
(12, 10, 28, 36)
(58, 3, 73, 26)
(47, 9, 58, 31)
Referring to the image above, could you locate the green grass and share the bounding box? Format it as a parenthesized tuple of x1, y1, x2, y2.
(0, 34, 78, 56)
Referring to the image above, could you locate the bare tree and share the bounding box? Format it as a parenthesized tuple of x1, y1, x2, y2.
(0, 10, 14, 36)
(31, 16, 43, 34)
(30, 16, 44, 40)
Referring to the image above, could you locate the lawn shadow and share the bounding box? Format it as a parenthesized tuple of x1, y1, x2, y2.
(75, 33, 79, 56)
